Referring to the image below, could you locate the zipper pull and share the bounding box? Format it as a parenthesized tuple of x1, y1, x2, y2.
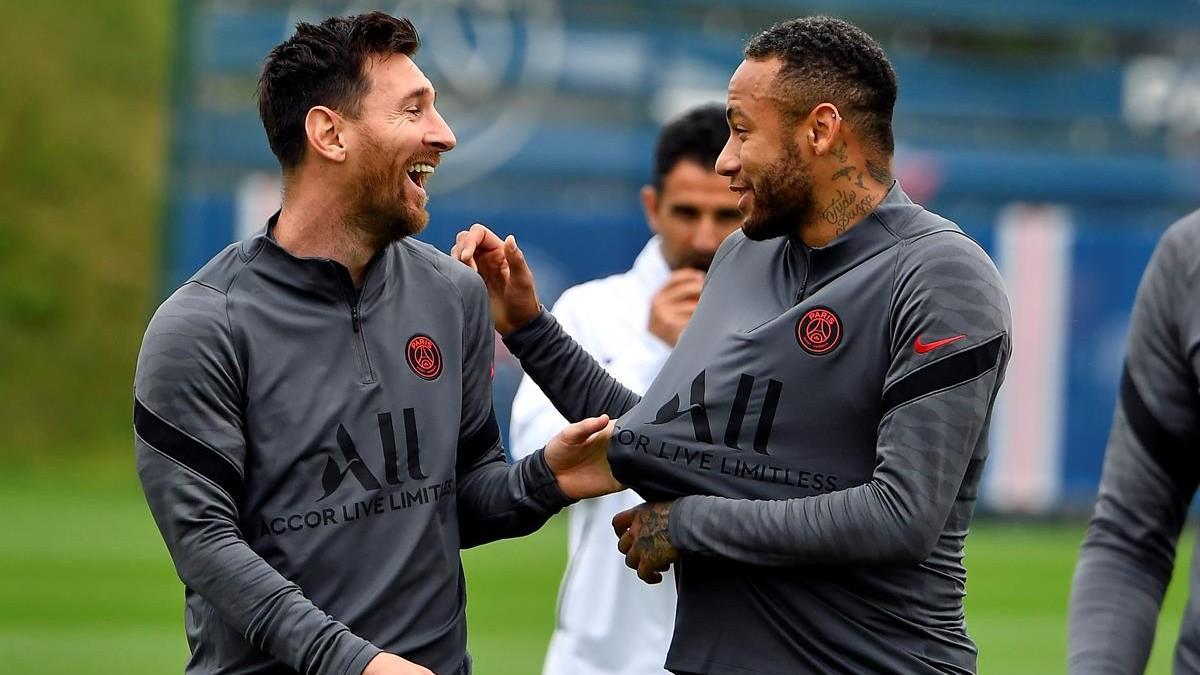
(351, 307, 362, 332)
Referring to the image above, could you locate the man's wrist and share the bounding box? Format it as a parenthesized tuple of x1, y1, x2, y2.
(501, 307, 553, 356)
(526, 448, 577, 510)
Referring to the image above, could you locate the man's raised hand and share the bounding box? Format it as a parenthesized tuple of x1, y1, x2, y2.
(544, 414, 623, 500)
(450, 223, 541, 335)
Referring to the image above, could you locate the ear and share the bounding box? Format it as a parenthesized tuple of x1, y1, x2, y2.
(806, 103, 843, 157)
(641, 185, 661, 234)
(304, 106, 348, 163)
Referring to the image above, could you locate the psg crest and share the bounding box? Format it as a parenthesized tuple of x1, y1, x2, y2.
(406, 334, 443, 380)
(796, 307, 842, 356)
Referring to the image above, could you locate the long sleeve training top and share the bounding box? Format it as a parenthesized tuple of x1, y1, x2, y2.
(134, 220, 572, 675)
(504, 183, 1012, 675)
(1069, 210, 1200, 674)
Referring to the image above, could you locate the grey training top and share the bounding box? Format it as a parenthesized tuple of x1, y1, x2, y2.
(1069, 211, 1200, 674)
(505, 183, 1012, 675)
(133, 220, 572, 675)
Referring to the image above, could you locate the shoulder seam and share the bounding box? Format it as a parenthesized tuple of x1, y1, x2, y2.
(173, 281, 248, 404)
(218, 249, 259, 394)
(401, 241, 470, 352)
(709, 233, 748, 277)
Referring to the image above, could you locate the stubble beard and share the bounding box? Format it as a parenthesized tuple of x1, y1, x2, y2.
(350, 132, 430, 247)
(741, 142, 815, 242)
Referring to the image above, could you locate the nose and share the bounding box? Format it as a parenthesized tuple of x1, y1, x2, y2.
(715, 136, 739, 178)
(694, 218, 725, 255)
(427, 105, 457, 152)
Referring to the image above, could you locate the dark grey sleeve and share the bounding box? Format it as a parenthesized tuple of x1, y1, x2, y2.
(454, 275, 574, 549)
(502, 310, 642, 422)
(134, 283, 380, 675)
(1068, 219, 1200, 674)
(668, 234, 1011, 566)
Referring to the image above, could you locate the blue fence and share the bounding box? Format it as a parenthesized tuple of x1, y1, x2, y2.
(166, 0, 1200, 511)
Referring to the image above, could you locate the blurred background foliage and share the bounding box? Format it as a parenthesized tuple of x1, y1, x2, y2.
(2, 2, 1199, 673)
(0, 2, 167, 466)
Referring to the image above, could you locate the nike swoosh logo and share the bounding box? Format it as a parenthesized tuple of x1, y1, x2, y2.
(913, 334, 966, 354)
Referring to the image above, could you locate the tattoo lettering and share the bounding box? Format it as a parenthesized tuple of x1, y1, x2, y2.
(866, 160, 892, 184)
(831, 141, 848, 163)
(832, 166, 854, 182)
(821, 189, 877, 235)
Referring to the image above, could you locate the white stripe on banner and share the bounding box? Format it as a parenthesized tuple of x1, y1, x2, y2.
(985, 204, 1073, 513)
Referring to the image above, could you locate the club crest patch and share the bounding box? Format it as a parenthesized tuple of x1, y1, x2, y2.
(406, 334, 442, 380)
(796, 307, 842, 356)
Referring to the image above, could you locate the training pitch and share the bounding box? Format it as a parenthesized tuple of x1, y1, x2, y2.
(0, 468, 1190, 674)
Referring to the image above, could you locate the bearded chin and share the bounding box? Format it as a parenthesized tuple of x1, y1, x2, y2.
(742, 206, 797, 241)
(742, 191, 810, 241)
(388, 201, 429, 240)
(354, 174, 429, 244)
(741, 152, 813, 241)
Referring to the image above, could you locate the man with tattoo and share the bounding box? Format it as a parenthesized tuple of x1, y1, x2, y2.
(455, 16, 1011, 674)
(509, 104, 742, 675)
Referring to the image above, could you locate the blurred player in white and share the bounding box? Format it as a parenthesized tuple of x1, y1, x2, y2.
(509, 104, 742, 675)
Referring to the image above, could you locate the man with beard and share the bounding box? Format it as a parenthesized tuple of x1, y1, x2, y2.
(133, 13, 617, 675)
(509, 104, 742, 675)
(454, 16, 1012, 674)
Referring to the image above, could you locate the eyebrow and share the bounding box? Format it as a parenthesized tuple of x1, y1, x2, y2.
(399, 85, 433, 103)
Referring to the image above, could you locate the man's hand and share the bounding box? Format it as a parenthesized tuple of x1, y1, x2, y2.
(648, 269, 704, 347)
(450, 223, 541, 335)
(362, 652, 434, 675)
(613, 502, 679, 584)
(544, 414, 622, 500)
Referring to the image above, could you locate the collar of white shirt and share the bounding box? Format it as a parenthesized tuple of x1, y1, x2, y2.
(631, 235, 671, 291)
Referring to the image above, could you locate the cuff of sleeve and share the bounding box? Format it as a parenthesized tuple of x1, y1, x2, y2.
(502, 308, 555, 358)
(523, 447, 577, 512)
(341, 638, 382, 675)
(668, 495, 715, 555)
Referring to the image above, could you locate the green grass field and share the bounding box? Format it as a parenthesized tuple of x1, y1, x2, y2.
(0, 468, 1192, 674)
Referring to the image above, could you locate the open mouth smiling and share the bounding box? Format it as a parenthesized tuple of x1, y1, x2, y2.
(407, 162, 436, 190)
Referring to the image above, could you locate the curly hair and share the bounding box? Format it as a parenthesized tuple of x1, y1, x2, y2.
(652, 104, 729, 190)
(257, 12, 421, 170)
(745, 16, 898, 157)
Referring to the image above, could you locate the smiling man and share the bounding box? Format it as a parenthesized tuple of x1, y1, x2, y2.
(454, 16, 1012, 674)
(133, 13, 617, 675)
(509, 104, 742, 675)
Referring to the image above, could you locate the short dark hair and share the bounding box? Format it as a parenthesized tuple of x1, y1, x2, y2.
(745, 16, 897, 156)
(652, 104, 729, 190)
(257, 12, 421, 170)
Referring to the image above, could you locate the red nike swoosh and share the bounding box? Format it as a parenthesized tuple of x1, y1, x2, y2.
(913, 334, 966, 354)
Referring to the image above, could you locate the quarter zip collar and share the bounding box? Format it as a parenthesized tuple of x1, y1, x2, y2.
(248, 212, 393, 306)
(789, 181, 913, 301)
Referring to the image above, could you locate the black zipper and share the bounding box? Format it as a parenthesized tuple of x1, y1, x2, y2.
(795, 245, 812, 303)
(332, 263, 376, 384)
